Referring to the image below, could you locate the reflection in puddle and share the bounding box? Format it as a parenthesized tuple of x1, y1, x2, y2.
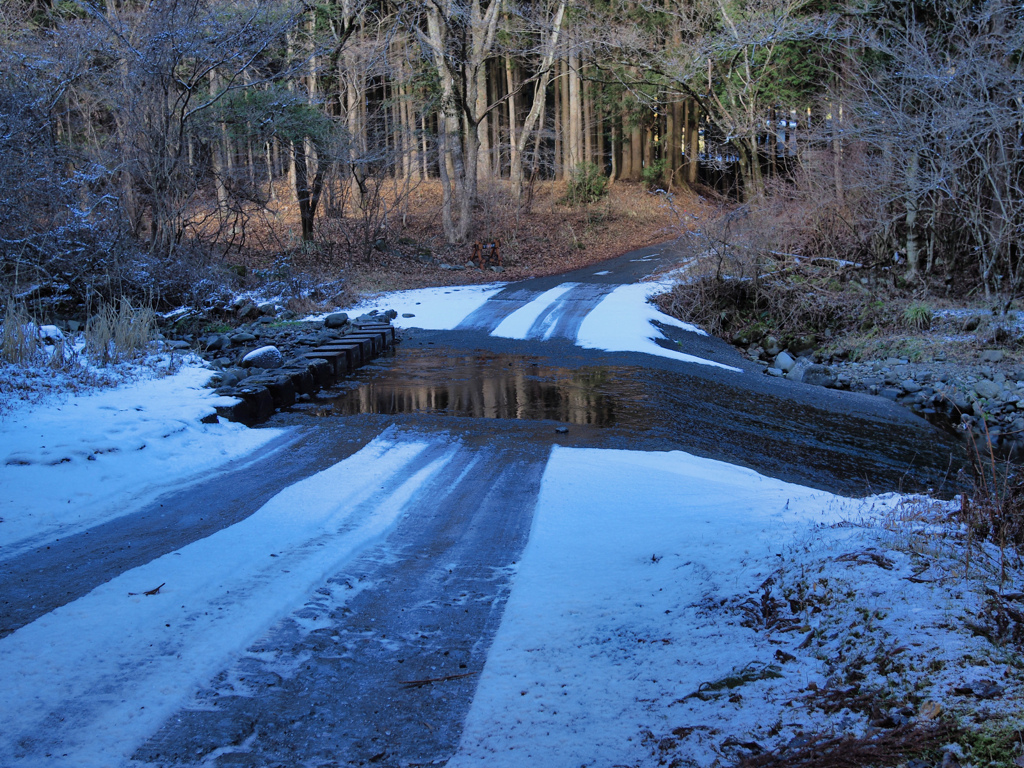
(309, 351, 637, 426)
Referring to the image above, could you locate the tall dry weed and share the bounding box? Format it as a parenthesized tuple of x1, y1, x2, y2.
(1, 304, 39, 365)
(86, 298, 154, 365)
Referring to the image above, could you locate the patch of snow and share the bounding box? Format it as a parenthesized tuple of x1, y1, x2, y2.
(324, 284, 507, 330)
(0, 360, 280, 555)
(450, 448, 1024, 766)
(577, 282, 741, 371)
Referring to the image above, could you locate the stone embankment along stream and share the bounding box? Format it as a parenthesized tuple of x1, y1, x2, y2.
(192, 311, 398, 425)
(746, 340, 1023, 460)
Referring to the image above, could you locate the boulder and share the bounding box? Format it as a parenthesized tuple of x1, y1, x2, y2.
(981, 349, 1005, 363)
(774, 351, 797, 373)
(203, 333, 231, 352)
(324, 312, 349, 329)
(973, 379, 1002, 400)
(242, 345, 284, 369)
(786, 360, 836, 388)
(790, 335, 817, 357)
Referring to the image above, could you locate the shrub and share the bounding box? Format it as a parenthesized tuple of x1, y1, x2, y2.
(563, 162, 608, 206)
(903, 301, 933, 331)
(641, 159, 667, 190)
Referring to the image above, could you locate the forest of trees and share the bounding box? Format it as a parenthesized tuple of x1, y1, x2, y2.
(0, 0, 1021, 307)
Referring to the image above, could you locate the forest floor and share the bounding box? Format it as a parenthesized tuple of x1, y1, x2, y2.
(236, 178, 696, 296)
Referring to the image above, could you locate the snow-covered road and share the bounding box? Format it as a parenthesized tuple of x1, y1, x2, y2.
(0, 246, 966, 766)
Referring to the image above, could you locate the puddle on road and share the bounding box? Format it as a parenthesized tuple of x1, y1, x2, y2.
(299, 350, 646, 426)
(283, 346, 965, 495)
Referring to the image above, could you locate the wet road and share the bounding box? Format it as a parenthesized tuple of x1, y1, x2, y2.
(0, 240, 966, 767)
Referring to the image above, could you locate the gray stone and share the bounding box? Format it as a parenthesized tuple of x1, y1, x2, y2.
(167, 340, 191, 350)
(257, 302, 277, 316)
(981, 349, 1005, 363)
(236, 302, 257, 320)
(761, 336, 782, 357)
(774, 351, 797, 373)
(384, 309, 398, 320)
(902, 380, 923, 394)
(402, 313, 416, 318)
(880, 387, 902, 401)
(790, 335, 817, 357)
(203, 334, 231, 352)
(324, 312, 349, 329)
(803, 364, 837, 388)
(230, 332, 256, 343)
(973, 379, 1003, 400)
(786, 360, 836, 388)
(766, 367, 784, 377)
(242, 345, 284, 369)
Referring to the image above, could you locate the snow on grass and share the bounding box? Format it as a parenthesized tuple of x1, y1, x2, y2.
(0, 359, 279, 556)
(448, 447, 1024, 767)
(0, 432, 456, 767)
(339, 284, 506, 330)
(578, 281, 740, 370)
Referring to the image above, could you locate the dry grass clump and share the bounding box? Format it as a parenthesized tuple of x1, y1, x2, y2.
(1, 303, 39, 365)
(85, 298, 154, 365)
(1, 303, 78, 371)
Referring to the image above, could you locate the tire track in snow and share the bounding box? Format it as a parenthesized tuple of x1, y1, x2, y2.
(453, 285, 545, 332)
(0, 427, 377, 639)
(130, 436, 546, 767)
(0, 430, 471, 767)
(522, 282, 618, 341)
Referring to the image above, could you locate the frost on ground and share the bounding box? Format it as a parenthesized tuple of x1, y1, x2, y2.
(448, 448, 1024, 768)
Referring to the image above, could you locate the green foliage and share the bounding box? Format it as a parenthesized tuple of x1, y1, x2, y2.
(959, 723, 1024, 767)
(903, 301, 934, 331)
(563, 162, 608, 206)
(641, 159, 667, 190)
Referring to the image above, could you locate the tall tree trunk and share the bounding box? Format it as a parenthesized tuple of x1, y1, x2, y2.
(568, 48, 582, 172)
(686, 98, 699, 185)
(583, 66, 593, 166)
(293, 136, 324, 241)
(477, 59, 491, 181)
(553, 60, 562, 180)
(511, 0, 565, 199)
(506, 56, 520, 191)
(905, 151, 921, 281)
